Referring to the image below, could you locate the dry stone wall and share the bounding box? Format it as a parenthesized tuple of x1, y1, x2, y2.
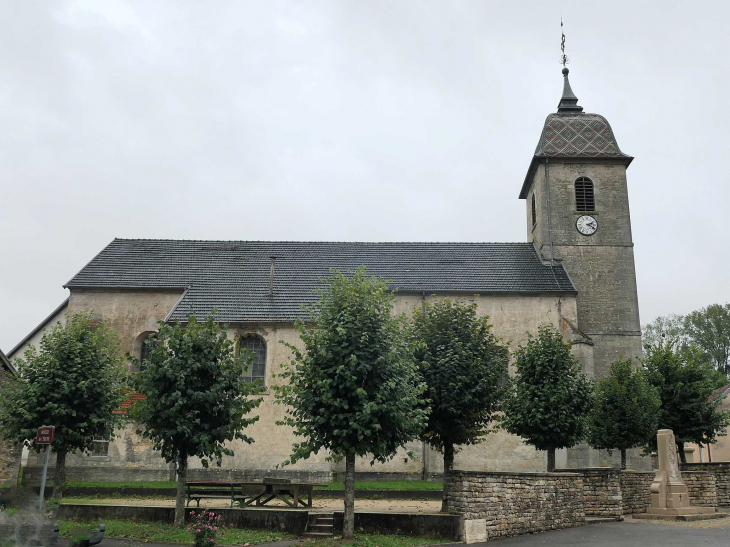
(558, 468, 621, 518)
(619, 471, 653, 515)
(683, 471, 717, 507)
(681, 463, 730, 508)
(448, 471, 585, 540)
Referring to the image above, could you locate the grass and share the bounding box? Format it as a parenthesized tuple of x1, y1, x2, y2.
(58, 519, 293, 545)
(316, 481, 442, 491)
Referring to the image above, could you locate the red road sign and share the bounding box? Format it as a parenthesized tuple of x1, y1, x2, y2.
(36, 426, 55, 445)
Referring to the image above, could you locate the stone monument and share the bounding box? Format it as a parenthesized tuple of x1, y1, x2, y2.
(635, 429, 718, 520)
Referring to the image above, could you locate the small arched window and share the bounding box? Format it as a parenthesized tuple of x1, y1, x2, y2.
(531, 193, 537, 230)
(135, 331, 156, 372)
(575, 177, 595, 212)
(240, 335, 266, 385)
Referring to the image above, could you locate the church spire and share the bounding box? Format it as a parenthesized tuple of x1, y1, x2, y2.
(557, 67, 583, 113)
(557, 19, 583, 113)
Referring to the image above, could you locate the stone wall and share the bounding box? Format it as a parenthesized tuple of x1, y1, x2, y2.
(619, 471, 653, 515)
(683, 471, 717, 507)
(681, 463, 730, 508)
(448, 471, 584, 541)
(0, 442, 21, 487)
(558, 468, 621, 519)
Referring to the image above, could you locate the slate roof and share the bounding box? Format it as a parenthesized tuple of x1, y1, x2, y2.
(65, 239, 576, 323)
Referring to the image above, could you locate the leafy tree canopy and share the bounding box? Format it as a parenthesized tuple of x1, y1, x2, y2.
(412, 297, 507, 449)
(643, 340, 730, 462)
(587, 358, 660, 468)
(0, 313, 127, 499)
(131, 313, 263, 527)
(131, 314, 263, 468)
(501, 325, 593, 470)
(275, 268, 428, 464)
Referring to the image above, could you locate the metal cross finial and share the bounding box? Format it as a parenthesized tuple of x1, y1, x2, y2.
(560, 18, 569, 67)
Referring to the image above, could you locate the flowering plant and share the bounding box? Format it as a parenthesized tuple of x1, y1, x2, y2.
(188, 508, 225, 547)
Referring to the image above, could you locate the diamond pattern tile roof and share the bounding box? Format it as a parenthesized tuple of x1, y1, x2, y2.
(65, 239, 576, 323)
(535, 113, 630, 159)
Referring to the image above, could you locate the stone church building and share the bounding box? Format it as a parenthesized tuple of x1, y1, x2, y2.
(12, 68, 646, 482)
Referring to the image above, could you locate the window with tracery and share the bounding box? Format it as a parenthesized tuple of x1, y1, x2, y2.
(241, 335, 266, 385)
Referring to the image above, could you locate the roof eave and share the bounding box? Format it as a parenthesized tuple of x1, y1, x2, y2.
(519, 154, 635, 199)
(7, 298, 70, 359)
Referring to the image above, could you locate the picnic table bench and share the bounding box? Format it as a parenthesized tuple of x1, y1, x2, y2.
(186, 481, 248, 508)
(185, 479, 321, 508)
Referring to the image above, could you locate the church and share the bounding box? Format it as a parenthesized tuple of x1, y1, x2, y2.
(11, 67, 647, 483)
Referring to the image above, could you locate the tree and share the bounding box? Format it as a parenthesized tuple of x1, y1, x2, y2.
(684, 304, 730, 378)
(642, 314, 688, 350)
(131, 314, 263, 527)
(275, 269, 428, 539)
(587, 358, 660, 469)
(501, 325, 593, 472)
(643, 340, 730, 463)
(411, 298, 508, 512)
(0, 313, 127, 501)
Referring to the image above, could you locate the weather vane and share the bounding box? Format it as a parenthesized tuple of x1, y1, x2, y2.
(560, 18, 569, 67)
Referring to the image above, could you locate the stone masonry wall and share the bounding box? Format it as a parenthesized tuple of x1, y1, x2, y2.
(620, 471, 654, 515)
(559, 468, 621, 519)
(448, 471, 585, 540)
(0, 442, 21, 487)
(681, 463, 730, 508)
(683, 471, 717, 508)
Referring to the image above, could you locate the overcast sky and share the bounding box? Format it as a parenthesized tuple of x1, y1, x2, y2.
(2, 0, 728, 351)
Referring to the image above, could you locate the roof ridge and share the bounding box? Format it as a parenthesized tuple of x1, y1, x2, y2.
(109, 239, 539, 245)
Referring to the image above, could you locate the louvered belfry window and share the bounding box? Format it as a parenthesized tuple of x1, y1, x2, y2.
(575, 177, 595, 212)
(531, 193, 537, 230)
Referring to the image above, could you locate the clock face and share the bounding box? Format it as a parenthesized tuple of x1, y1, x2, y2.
(576, 215, 598, 236)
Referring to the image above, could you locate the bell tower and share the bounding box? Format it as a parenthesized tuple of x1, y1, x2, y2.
(520, 67, 643, 381)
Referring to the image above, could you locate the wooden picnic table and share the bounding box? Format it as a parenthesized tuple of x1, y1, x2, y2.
(186, 480, 321, 508)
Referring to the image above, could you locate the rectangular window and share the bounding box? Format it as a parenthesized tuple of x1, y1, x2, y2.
(92, 435, 109, 457)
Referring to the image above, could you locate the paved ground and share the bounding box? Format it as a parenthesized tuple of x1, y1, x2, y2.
(466, 519, 730, 547)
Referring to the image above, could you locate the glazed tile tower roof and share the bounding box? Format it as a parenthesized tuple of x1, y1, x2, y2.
(520, 68, 632, 198)
(65, 239, 576, 323)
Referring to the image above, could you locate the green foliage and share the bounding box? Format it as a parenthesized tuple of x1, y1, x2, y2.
(643, 340, 730, 455)
(131, 314, 263, 468)
(411, 298, 508, 452)
(642, 314, 688, 350)
(684, 304, 730, 377)
(501, 325, 593, 461)
(642, 304, 730, 380)
(0, 313, 127, 456)
(587, 358, 660, 456)
(274, 268, 428, 464)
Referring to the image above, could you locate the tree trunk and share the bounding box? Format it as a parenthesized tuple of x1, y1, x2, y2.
(174, 456, 187, 528)
(547, 448, 556, 472)
(343, 452, 356, 540)
(621, 448, 627, 470)
(54, 451, 67, 503)
(677, 441, 687, 464)
(441, 442, 454, 513)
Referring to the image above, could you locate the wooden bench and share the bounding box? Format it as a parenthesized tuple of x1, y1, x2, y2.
(185, 481, 247, 508)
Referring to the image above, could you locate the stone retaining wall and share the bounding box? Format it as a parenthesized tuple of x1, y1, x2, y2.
(0, 442, 21, 487)
(619, 471, 653, 515)
(448, 471, 584, 541)
(683, 471, 717, 507)
(558, 468, 621, 519)
(681, 463, 730, 507)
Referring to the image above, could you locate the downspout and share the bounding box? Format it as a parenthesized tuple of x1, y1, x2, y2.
(421, 291, 428, 481)
(544, 158, 555, 264)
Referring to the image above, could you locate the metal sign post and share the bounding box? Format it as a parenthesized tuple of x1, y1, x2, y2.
(36, 426, 55, 512)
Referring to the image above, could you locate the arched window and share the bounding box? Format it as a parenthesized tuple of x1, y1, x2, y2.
(240, 335, 266, 385)
(575, 177, 595, 212)
(531, 193, 537, 230)
(135, 331, 156, 372)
